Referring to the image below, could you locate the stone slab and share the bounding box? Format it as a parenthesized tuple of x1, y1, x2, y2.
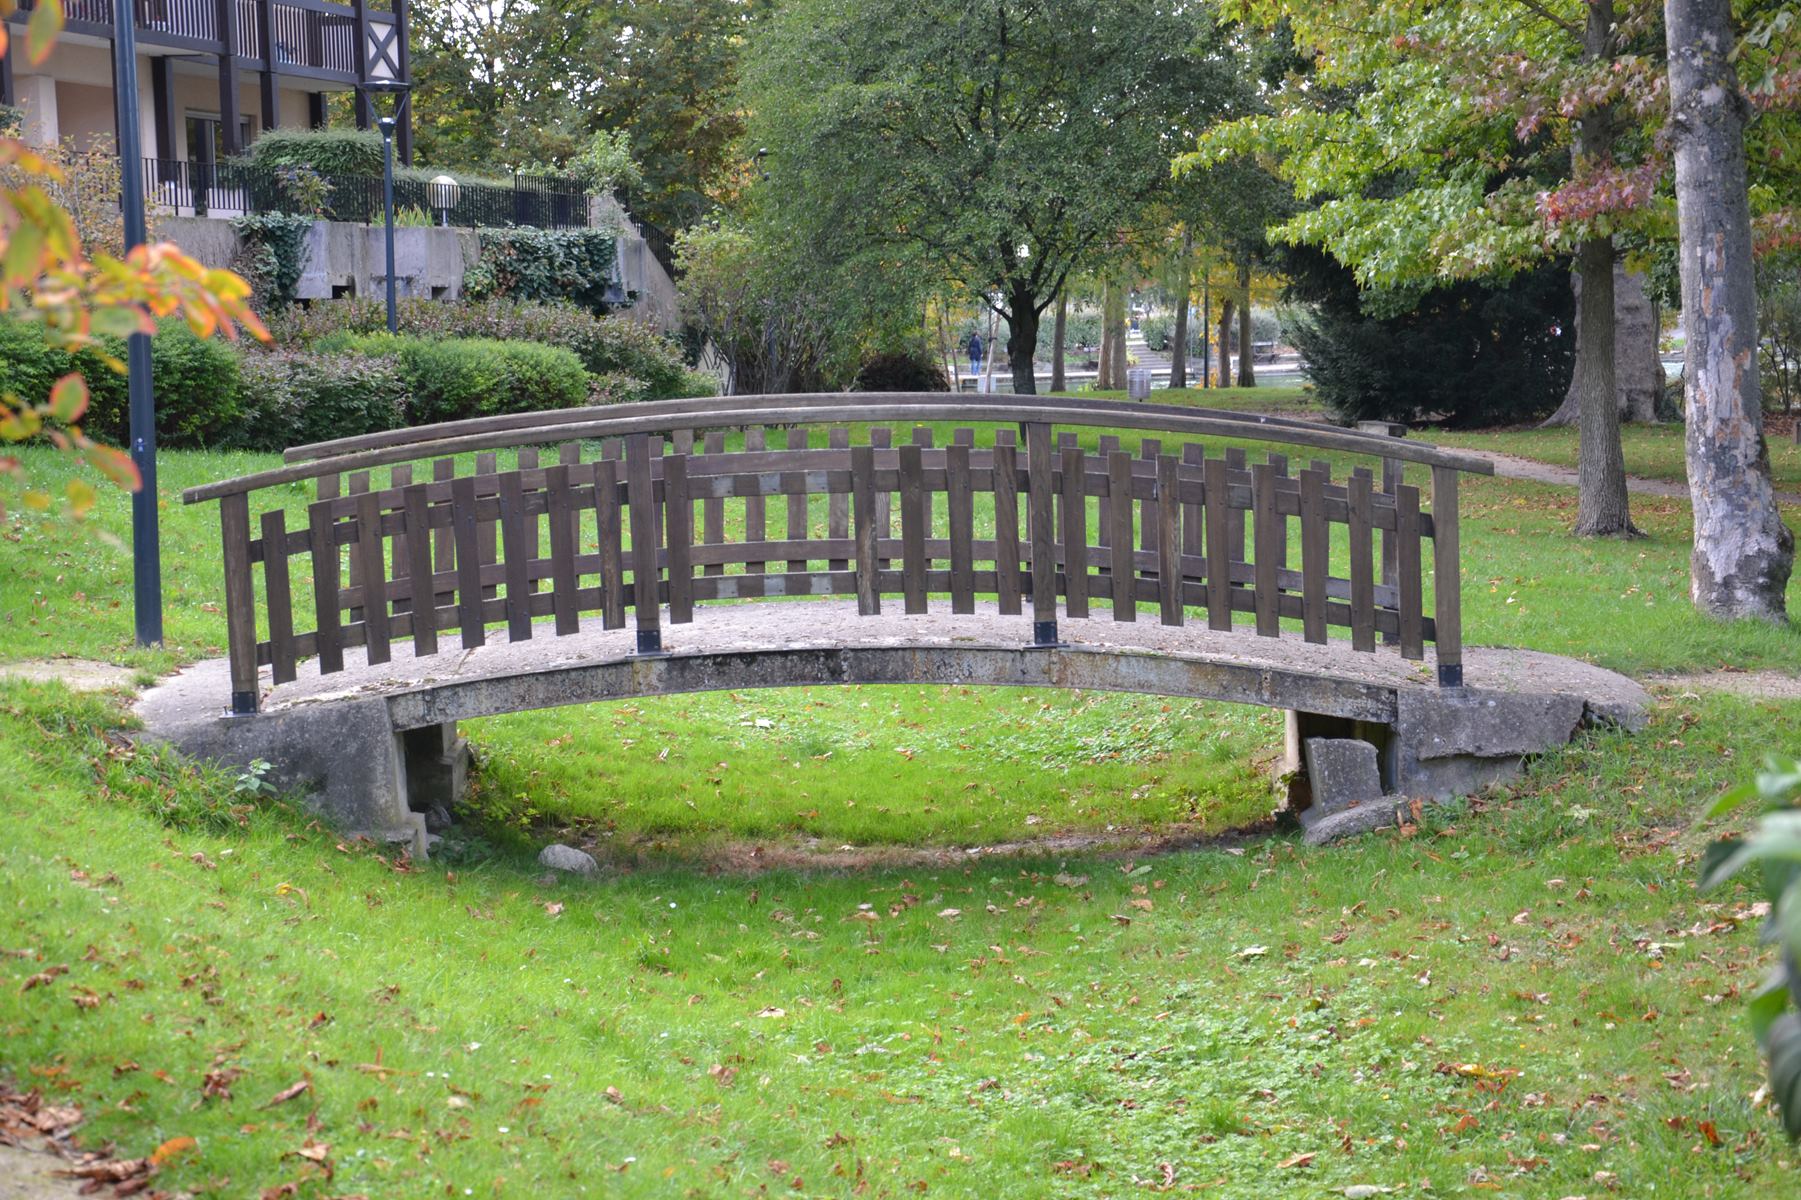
(1303, 737, 1384, 812)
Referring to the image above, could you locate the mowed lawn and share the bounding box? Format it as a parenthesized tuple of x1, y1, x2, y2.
(1, 397, 1799, 1196)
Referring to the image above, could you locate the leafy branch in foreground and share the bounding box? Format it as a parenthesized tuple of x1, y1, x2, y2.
(1701, 752, 1801, 1138)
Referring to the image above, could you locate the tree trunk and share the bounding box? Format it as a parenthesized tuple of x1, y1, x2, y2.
(1216, 298, 1235, 389)
(1050, 291, 1067, 393)
(1570, 0, 1636, 536)
(1100, 279, 1129, 390)
(1096, 280, 1114, 391)
(1006, 284, 1040, 395)
(1236, 266, 1256, 388)
(1169, 230, 1191, 390)
(1200, 278, 1210, 388)
(1542, 264, 1664, 425)
(1667, 0, 1794, 620)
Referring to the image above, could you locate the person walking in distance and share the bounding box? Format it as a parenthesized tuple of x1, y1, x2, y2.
(967, 331, 984, 385)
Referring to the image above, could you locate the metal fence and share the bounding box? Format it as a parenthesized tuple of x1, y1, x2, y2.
(148, 159, 591, 230)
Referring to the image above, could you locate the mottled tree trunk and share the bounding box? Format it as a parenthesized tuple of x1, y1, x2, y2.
(1100, 280, 1129, 390)
(1050, 291, 1068, 393)
(1236, 265, 1256, 388)
(1542, 264, 1663, 425)
(1569, 0, 1636, 536)
(1666, 0, 1794, 620)
(1169, 230, 1191, 390)
(1216, 298, 1235, 389)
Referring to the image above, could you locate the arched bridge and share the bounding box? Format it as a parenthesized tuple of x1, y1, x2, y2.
(141, 394, 1646, 853)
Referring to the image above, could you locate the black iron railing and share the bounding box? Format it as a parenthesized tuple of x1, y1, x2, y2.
(148, 158, 591, 230)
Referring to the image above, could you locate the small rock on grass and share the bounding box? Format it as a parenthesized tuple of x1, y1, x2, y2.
(537, 844, 598, 876)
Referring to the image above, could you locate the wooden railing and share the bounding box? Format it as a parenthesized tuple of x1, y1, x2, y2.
(182, 394, 1494, 715)
(30, 0, 391, 79)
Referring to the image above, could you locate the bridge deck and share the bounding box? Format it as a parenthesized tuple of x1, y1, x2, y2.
(143, 599, 1640, 734)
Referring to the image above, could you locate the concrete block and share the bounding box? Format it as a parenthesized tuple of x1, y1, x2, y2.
(1303, 737, 1384, 813)
(538, 844, 598, 876)
(1301, 798, 1412, 845)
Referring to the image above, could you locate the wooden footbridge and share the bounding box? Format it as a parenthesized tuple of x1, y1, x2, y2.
(146, 393, 1645, 851)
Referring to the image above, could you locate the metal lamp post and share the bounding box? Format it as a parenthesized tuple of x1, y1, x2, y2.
(111, 0, 160, 645)
(359, 80, 410, 334)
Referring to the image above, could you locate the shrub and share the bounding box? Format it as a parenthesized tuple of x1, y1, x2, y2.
(1140, 314, 1174, 353)
(325, 334, 588, 423)
(265, 298, 696, 401)
(464, 227, 620, 315)
(230, 351, 410, 451)
(245, 128, 385, 177)
(231, 212, 314, 311)
(855, 350, 948, 392)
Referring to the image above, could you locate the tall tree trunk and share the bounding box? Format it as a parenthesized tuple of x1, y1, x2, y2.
(1667, 0, 1794, 619)
(1101, 279, 1129, 390)
(1096, 280, 1114, 391)
(1169, 230, 1192, 389)
(1571, 0, 1636, 536)
(1216, 298, 1235, 389)
(1007, 284, 1040, 395)
(1236, 265, 1256, 388)
(1050, 291, 1067, 392)
(1542, 264, 1663, 425)
(1200, 277, 1211, 388)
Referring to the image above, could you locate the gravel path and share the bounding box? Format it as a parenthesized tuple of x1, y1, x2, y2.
(1451, 447, 1801, 506)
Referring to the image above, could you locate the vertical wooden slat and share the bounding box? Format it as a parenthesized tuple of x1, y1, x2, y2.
(993, 431, 1021, 616)
(1381, 455, 1402, 644)
(1397, 483, 1425, 660)
(546, 464, 579, 636)
(1431, 466, 1462, 686)
(952, 427, 975, 446)
(450, 475, 486, 649)
(664, 454, 693, 623)
(1349, 472, 1376, 652)
(499, 471, 533, 642)
(702, 430, 725, 577)
(1267, 452, 1290, 572)
(671, 429, 694, 456)
(852, 443, 880, 615)
(828, 427, 851, 572)
(594, 458, 625, 629)
(402, 483, 438, 657)
(1096, 435, 1119, 556)
(744, 428, 767, 576)
(1056, 432, 1080, 544)
(1204, 457, 1231, 631)
(354, 488, 392, 666)
(1252, 463, 1279, 637)
(257, 508, 296, 686)
(1181, 443, 1204, 562)
(1026, 422, 1057, 639)
(946, 442, 975, 614)
(1139, 438, 1161, 561)
(476, 451, 499, 600)
(1300, 467, 1328, 644)
(1223, 446, 1247, 569)
(431, 458, 455, 608)
(1060, 444, 1089, 618)
(899, 442, 928, 614)
(1156, 454, 1182, 626)
(870, 427, 893, 570)
(1107, 451, 1135, 621)
(627, 434, 661, 647)
(560, 443, 581, 468)
(786, 428, 809, 573)
(517, 449, 541, 599)
(305, 502, 346, 681)
(345, 470, 369, 622)
(389, 465, 412, 613)
(315, 473, 341, 616)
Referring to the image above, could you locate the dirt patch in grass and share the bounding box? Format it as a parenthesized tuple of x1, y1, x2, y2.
(0, 659, 136, 692)
(1648, 669, 1801, 701)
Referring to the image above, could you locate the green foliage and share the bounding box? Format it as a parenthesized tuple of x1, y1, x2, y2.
(1703, 751, 1801, 1139)
(323, 333, 589, 422)
(675, 219, 845, 392)
(245, 127, 385, 177)
(1280, 245, 1575, 428)
(229, 212, 314, 311)
(265, 297, 696, 401)
(854, 350, 948, 392)
(464, 227, 620, 314)
(231, 349, 410, 450)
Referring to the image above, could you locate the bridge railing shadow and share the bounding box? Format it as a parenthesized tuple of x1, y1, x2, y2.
(181, 394, 1494, 715)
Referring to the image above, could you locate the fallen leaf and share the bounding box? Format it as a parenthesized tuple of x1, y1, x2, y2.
(260, 1079, 311, 1109)
(1277, 1152, 1315, 1169)
(150, 1135, 198, 1165)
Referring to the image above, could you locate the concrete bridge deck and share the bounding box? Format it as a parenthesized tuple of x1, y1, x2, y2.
(137, 599, 1648, 855)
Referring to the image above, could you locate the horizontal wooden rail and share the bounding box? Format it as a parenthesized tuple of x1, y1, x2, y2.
(198, 409, 1476, 714)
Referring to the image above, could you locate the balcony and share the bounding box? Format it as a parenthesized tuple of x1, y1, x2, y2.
(23, 0, 399, 82)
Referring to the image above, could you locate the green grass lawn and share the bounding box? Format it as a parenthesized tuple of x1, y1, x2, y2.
(1, 419, 1799, 1195)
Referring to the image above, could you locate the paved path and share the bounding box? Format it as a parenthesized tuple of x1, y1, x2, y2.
(1430, 447, 1801, 506)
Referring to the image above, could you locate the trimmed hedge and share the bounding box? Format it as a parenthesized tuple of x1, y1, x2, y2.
(321, 333, 589, 423)
(463, 227, 620, 314)
(266, 298, 700, 402)
(230, 351, 410, 451)
(245, 128, 385, 177)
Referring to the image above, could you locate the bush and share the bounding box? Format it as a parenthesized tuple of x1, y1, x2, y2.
(324, 334, 589, 423)
(855, 350, 948, 391)
(245, 128, 385, 177)
(1140, 314, 1174, 353)
(230, 351, 410, 451)
(463, 227, 620, 315)
(265, 298, 697, 401)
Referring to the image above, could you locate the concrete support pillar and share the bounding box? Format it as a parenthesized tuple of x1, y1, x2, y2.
(15, 73, 59, 147)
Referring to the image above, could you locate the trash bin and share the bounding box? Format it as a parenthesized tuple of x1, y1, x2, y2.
(1127, 367, 1153, 401)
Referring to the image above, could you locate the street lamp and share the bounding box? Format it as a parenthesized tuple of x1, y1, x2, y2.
(428, 174, 460, 227)
(359, 81, 411, 334)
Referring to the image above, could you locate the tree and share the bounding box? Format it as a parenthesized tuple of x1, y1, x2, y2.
(740, 0, 1234, 395)
(1190, 0, 1670, 536)
(1665, 0, 1793, 621)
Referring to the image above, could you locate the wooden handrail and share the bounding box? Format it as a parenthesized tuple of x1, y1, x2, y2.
(187, 395, 1491, 504)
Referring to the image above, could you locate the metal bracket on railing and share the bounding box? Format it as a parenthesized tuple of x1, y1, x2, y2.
(635, 629, 664, 655)
(1030, 620, 1062, 648)
(228, 691, 260, 717)
(1437, 664, 1463, 689)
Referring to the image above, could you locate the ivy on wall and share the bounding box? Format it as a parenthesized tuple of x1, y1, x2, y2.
(464, 228, 620, 315)
(230, 213, 315, 311)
